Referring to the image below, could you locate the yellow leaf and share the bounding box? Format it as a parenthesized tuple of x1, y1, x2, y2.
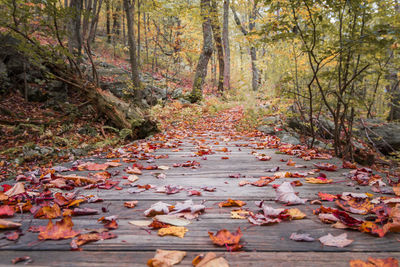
(287, 208, 306, 219)
(231, 210, 250, 219)
(158, 226, 188, 238)
(305, 178, 332, 184)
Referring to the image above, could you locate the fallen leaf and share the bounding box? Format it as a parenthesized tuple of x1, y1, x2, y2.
(290, 233, 315, 242)
(318, 192, 338, 201)
(275, 182, 306, 205)
(154, 215, 191, 226)
(128, 175, 139, 183)
(129, 220, 152, 227)
(319, 233, 353, 248)
(147, 249, 186, 267)
(38, 216, 80, 240)
(231, 210, 250, 219)
(70, 231, 117, 249)
(158, 226, 188, 238)
(11, 256, 32, 264)
(305, 177, 333, 184)
(313, 163, 338, 171)
(208, 228, 243, 251)
(124, 201, 138, 208)
(218, 199, 246, 208)
(193, 252, 229, 267)
(4, 182, 25, 197)
(287, 208, 306, 219)
(0, 219, 21, 229)
(34, 204, 61, 219)
(0, 205, 15, 217)
(144, 202, 173, 217)
(349, 257, 398, 267)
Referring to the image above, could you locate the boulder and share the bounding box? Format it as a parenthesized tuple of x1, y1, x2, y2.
(171, 88, 183, 99)
(362, 121, 400, 154)
(257, 125, 276, 135)
(277, 131, 301, 145)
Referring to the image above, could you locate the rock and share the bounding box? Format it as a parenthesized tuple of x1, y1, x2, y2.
(257, 125, 276, 135)
(143, 85, 167, 105)
(277, 131, 301, 145)
(363, 121, 400, 154)
(262, 115, 280, 125)
(178, 98, 191, 105)
(171, 88, 183, 99)
(99, 62, 111, 68)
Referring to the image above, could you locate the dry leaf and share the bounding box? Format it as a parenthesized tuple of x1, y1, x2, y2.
(193, 252, 230, 267)
(158, 226, 188, 238)
(0, 219, 21, 229)
(305, 178, 333, 184)
(38, 216, 80, 240)
(129, 220, 152, 227)
(319, 233, 353, 248)
(124, 201, 138, 208)
(144, 202, 172, 217)
(231, 210, 250, 219)
(290, 233, 315, 242)
(275, 182, 306, 205)
(218, 199, 246, 208)
(208, 228, 243, 251)
(349, 257, 398, 267)
(287, 208, 306, 219)
(147, 249, 186, 267)
(4, 182, 25, 197)
(154, 215, 191, 226)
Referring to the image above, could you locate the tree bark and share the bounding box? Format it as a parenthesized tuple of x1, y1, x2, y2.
(190, 0, 213, 102)
(123, 0, 141, 89)
(68, 0, 83, 59)
(137, 0, 141, 67)
(222, 0, 230, 90)
(106, 0, 111, 43)
(210, 0, 224, 92)
(112, 0, 121, 37)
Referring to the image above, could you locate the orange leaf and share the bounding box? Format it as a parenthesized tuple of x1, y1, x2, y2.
(38, 216, 80, 240)
(218, 199, 246, 208)
(208, 228, 243, 251)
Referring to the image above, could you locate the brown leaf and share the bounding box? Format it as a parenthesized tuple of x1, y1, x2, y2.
(70, 231, 117, 249)
(34, 204, 61, 219)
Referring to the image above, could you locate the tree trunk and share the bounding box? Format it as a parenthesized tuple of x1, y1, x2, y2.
(88, 0, 103, 44)
(210, 0, 224, 92)
(144, 12, 149, 64)
(112, 0, 121, 38)
(106, 0, 111, 43)
(387, 80, 400, 121)
(222, 0, 230, 90)
(123, 0, 141, 90)
(248, 2, 259, 91)
(68, 0, 83, 59)
(137, 0, 141, 67)
(231, 1, 260, 91)
(190, 0, 213, 103)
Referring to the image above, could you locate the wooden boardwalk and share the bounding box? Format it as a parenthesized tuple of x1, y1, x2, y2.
(0, 119, 399, 266)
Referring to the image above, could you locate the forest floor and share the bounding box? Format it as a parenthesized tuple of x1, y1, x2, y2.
(0, 103, 399, 266)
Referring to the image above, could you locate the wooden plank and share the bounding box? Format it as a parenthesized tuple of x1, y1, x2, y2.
(0, 251, 398, 267)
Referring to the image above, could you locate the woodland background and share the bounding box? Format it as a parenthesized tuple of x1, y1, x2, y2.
(0, 0, 400, 178)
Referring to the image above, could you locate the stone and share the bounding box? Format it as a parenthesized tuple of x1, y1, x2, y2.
(364, 121, 400, 154)
(178, 98, 191, 105)
(277, 131, 301, 145)
(262, 115, 280, 125)
(257, 125, 276, 135)
(171, 88, 183, 99)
